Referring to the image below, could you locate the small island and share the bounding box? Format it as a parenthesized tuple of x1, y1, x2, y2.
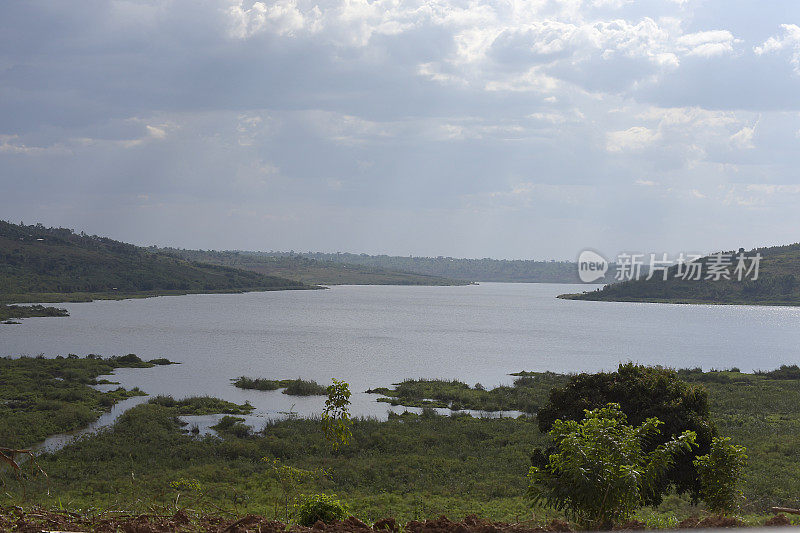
(233, 376, 327, 395)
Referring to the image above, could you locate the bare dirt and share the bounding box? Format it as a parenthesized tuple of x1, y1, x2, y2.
(0, 508, 793, 533)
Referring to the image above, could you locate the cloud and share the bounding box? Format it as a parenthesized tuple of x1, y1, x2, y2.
(677, 30, 737, 57)
(730, 125, 756, 149)
(2, 1, 800, 258)
(755, 24, 800, 72)
(606, 126, 660, 152)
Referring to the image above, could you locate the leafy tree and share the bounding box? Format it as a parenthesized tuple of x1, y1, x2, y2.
(321, 379, 352, 451)
(535, 363, 715, 504)
(694, 437, 748, 514)
(528, 403, 696, 530)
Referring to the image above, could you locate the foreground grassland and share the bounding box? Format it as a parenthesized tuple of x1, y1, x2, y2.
(0, 363, 798, 526)
(0, 360, 798, 529)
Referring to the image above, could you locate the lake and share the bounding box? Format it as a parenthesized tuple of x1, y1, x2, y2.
(4, 282, 800, 423)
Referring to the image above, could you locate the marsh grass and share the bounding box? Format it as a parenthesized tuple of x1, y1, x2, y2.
(0, 354, 164, 448)
(234, 377, 327, 396)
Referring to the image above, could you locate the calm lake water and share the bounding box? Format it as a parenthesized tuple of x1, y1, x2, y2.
(4, 283, 800, 425)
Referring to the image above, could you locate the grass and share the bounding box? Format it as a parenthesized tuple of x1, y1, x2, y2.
(233, 377, 327, 396)
(15, 404, 542, 522)
(148, 396, 254, 415)
(365, 373, 571, 413)
(5, 362, 800, 526)
(0, 354, 173, 448)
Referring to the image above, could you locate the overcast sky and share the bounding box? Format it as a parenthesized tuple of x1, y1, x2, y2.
(2, 1, 800, 259)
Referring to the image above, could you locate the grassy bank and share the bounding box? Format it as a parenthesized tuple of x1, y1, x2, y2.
(0, 354, 174, 449)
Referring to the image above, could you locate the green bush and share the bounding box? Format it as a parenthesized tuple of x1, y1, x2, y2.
(294, 493, 349, 526)
(694, 437, 748, 514)
(528, 403, 696, 530)
(535, 363, 716, 504)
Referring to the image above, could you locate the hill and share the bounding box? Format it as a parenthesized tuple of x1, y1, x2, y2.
(0, 221, 313, 307)
(560, 243, 800, 305)
(247, 251, 610, 283)
(161, 249, 471, 286)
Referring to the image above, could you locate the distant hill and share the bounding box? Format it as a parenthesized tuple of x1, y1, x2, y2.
(248, 251, 608, 284)
(560, 243, 800, 305)
(0, 221, 312, 304)
(161, 249, 471, 286)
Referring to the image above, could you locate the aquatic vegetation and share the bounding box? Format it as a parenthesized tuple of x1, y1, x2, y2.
(366, 373, 569, 414)
(0, 354, 158, 448)
(234, 377, 327, 396)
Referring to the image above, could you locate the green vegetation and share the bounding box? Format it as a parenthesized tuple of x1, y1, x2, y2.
(0, 220, 314, 305)
(528, 403, 697, 529)
(561, 244, 800, 305)
(265, 458, 329, 521)
(694, 437, 748, 514)
(4, 361, 800, 527)
(148, 396, 253, 415)
(535, 364, 716, 504)
(163, 249, 471, 286)
(0, 354, 169, 448)
(251, 251, 605, 284)
(366, 373, 569, 413)
(0, 303, 68, 322)
(234, 377, 327, 396)
(295, 493, 349, 526)
(17, 404, 542, 522)
(321, 379, 352, 451)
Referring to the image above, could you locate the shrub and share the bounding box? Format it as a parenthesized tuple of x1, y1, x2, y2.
(694, 437, 748, 514)
(528, 403, 696, 530)
(294, 493, 349, 526)
(535, 363, 716, 504)
(283, 379, 326, 396)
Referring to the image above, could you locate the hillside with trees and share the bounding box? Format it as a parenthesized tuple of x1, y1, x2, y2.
(0, 221, 312, 307)
(561, 244, 800, 305)
(161, 249, 470, 286)
(246, 251, 614, 284)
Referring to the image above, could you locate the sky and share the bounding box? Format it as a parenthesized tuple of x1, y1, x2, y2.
(2, 1, 800, 260)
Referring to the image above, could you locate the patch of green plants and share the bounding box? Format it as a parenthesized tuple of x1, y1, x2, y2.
(366, 373, 569, 414)
(233, 377, 327, 396)
(18, 403, 541, 522)
(694, 437, 748, 514)
(294, 493, 349, 525)
(754, 364, 800, 380)
(0, 354, 163, 448)
(6, 364, 800, 526)
(149, 396, 254, 415)
(0, 304, 69, 322)
(528, 403, 697, 529)
(535, 363, 716, 504)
